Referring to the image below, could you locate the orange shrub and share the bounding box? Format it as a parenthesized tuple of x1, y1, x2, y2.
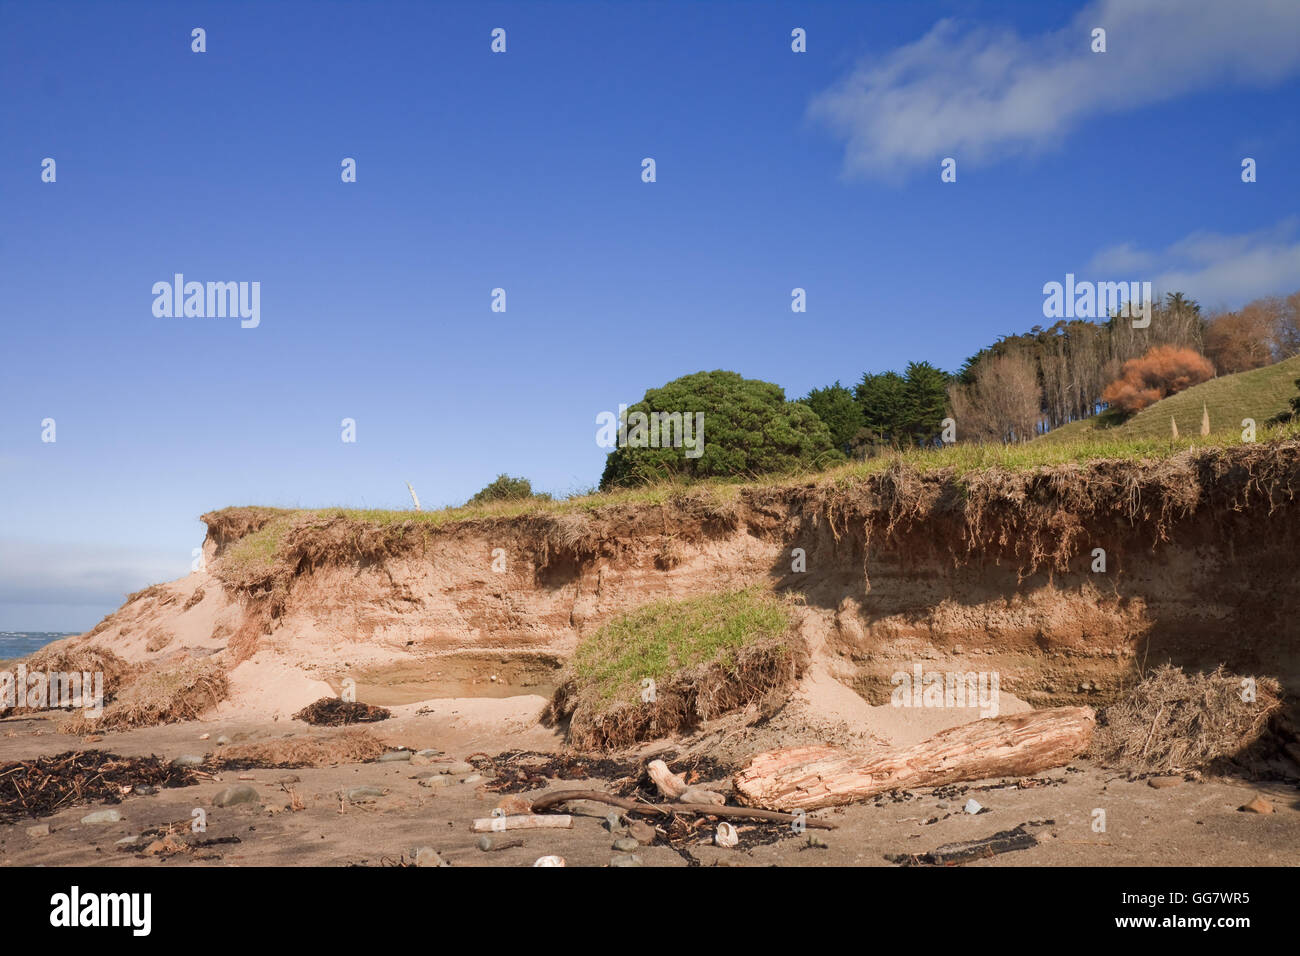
(1101, 346, 1214, 415)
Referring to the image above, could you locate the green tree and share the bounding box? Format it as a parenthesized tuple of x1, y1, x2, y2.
(901, 361, 952, 443)
(599, 370, 841, 489)
(854, 371, 909, 446)
(799, 381, 861, 453)
(469, 474, 548, 505)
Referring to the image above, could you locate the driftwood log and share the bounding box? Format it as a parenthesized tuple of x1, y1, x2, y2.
(733, 706, 1096, 811)
(471, 813, 572, 833)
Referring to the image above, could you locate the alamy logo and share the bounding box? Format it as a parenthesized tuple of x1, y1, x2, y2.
(0, 664, 103, 717)
(891, 664, 1000, 718)
(152, 274, 260, 328)
(49, 886, 151, 936)
(595, 405, 705, 458)
(1042, 273, 1151, 328)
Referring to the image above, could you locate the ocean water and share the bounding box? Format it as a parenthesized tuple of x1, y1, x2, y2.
(0, 631, 75, 661)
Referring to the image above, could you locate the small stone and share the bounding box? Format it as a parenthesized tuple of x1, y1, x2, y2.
(344, 785, 387, 803)
(418, 775, 449, 788)
(378, 750, 411, 763)
(1148, 776, 1182, 789)
(409, 753, 434, 766)
(171, 754, 205, 768)
(213, 785, 260, 807)
(277, 774, 301, 785)
(610, 853, 643, 867)
(198, 733, 210, 740)
(413, 846, 444, 867)
(440, 761, 473, 775)
(27, 824, 50, 838)
(627, 820, 656, 845)
(952, 645, 964, 655)
(416, 748, 442, 758)
(604, 812, 623, 833)
(216, 735, 231, 746)
(81, 810, 122, 825)
(964, 799, 983, 815)
(1239, 796, 1274, 814)
(613, 837, 641, 852)
(461, 774, 483, 785)
(134, 784, 158, 796)
(936, 802, 949, 810)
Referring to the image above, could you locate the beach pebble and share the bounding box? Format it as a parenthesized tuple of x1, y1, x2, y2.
(418, 775, 449, 788)
(213, 785, 259, 807)
(627, 820, 656, 845)
(198, 733, 210, 740)
(440, 761, 474, 775)
(1148, 776, 1182, 789)
(216, 735, 231, 746)
(409, 753, 434, 766)
(171, 754, 205, 768)
(134, 784, 158, 796)
(277, 774, 301, 785)
(610, 854, 643, 867)
(378, 750, 411, 763)
(604, 812, 623, 833)
(343, 785, 387, 803)
(81, 810, 122, 825)
(413, 846, 445, 867)
(27, 824, 50, 838)
(612, 837, 641, 853)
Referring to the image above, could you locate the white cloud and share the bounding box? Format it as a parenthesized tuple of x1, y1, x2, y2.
(1086, 220, 1300, 307)
(811, 0, 1300, 178)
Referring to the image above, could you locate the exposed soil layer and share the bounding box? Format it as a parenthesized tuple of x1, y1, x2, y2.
(37, 440, 1300, 727)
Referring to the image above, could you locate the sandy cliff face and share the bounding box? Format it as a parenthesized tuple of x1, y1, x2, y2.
(61, 441, 1300, 719)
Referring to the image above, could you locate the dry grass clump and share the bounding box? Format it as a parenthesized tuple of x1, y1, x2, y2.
(22, 645, 135, 688)
(1090, 665, 1282, 773)
(217, 729, 389, 768)
(59, 658, 228, 734)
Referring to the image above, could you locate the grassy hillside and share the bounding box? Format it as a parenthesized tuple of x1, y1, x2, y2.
(1039, 354, 1300, 444)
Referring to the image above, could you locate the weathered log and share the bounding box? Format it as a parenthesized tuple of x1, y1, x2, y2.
(733, 706, 1095, 811)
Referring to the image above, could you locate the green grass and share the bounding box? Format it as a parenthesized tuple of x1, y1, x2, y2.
(567, 587, 794, 708)
(1037, 354, 1300, 445)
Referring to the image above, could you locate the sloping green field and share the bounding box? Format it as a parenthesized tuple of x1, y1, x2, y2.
(1039, 354, 1300, 443)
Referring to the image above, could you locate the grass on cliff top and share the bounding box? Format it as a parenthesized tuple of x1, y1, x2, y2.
(209, 417, 1300, 572)
(565, 587, 793, 709)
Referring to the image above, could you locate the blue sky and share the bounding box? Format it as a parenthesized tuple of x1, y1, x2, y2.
(2, 0, 1298, 630)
